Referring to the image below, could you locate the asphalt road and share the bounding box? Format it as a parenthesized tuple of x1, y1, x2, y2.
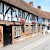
(0, 34, 50, 50)
(31, 35, 50, 50)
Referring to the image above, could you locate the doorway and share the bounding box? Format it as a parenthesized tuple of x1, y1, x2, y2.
(3, 25, 12, 46)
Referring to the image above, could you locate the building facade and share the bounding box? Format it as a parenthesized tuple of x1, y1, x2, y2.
(0, 0, 50, 47)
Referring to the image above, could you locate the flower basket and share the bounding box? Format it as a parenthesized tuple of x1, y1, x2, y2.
(20, 19, 26, 25)
(32, 21, 36, 24)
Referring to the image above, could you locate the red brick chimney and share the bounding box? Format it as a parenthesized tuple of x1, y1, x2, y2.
(29, 2, 33, 7)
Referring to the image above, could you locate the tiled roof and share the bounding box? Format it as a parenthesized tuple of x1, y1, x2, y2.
(1, 0, 50, 19)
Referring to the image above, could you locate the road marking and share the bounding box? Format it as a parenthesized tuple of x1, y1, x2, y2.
(18, 35, 50, 50)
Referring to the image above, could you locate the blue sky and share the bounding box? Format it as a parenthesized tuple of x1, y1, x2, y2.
(24, 0, 50, 12)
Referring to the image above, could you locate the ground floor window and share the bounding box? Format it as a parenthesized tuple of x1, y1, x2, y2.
(42, 25, 47, 30)
(47, 26, 49, 30)
(31, 25, 35, 33)
(49, 26, 50, 30)
(21, 24, 24, 33)
(38, 24, 40, 32)
(14, 26, 20, 38)
(26, 25, 28, 34)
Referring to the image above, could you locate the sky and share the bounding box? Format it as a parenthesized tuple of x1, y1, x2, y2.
(24, 0, 50, 12)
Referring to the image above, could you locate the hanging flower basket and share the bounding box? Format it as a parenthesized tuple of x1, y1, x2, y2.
(48, 23, 50, 26)
(32, 21, 37, 24)
(20, 19, 26, 25)
(0, 18, 1, 21)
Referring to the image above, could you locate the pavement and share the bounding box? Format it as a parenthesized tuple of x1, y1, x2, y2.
(0, 33, 50, 50)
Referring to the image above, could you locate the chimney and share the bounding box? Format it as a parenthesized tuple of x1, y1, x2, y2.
(37, 6, 41, 9)
(29, 2, 33, 7)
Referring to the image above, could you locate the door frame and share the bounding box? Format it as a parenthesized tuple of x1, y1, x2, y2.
(3, 25, 12, 46)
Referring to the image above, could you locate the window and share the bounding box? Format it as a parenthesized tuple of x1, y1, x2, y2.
(48, 19, 50, 22)
(44, 19, 48, 22)
(28, 14, 32, 23)
(26, 26, 28, 34)
(38, 18, 43, 24)
(4, 4, 7, 14)
(0, 3, 3, 14)
(32, 15, 35, 21)
(22, 11, 25, 19)
(18, 10, 22, 18)
(30, 14, 32, 21)
(38, 24, 40, 32)
(4, 4, 11, 21)
(25, 13, 32, 23)
(31, 25, 35, 33)
(21, 24, 24, 33)
(14, 26, 20, 38)
(0, 2, 3, 20)
(35, 16, 37, 22)
(12, 8, 16, 21)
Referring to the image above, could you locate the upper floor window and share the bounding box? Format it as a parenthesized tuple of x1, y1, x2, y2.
(12, 8, 16, 18)
(32, 15, 35, 21)
(4, 4, 11, 21)
(48, 19, 50, 22)
(18, 10, 22, 18)
(44, 19, 48, 22)
(30, 14, 32, 21)
(0, 2, 3, 21)
(22, 11, 25, 19)
(0, 2, 3, 14)
(43, 18, 45, 22)
(35, 16, 37, 22)
(25, 12, 29, 20)
(38, 17, 43, 24)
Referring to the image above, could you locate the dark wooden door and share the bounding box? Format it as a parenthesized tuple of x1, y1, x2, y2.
(3, 25, 12, 46)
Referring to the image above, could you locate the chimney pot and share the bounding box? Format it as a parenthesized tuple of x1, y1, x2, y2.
(37, 6, 41, 9)
(29, 2, 33, 7)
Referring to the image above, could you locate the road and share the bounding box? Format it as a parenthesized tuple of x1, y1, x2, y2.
(0, 34, 50, 50)
(19, 34, 50, 50)
(31, 35, 50, 50)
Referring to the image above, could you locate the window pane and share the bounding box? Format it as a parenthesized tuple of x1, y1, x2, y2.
(38, 18, 43, 24)
(0, 3, 3, 20)
(18, 10, 22, 18)
(0, 3, 2, 14)
(4, 4, 7, 14)
(14, 26, 20, 38)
